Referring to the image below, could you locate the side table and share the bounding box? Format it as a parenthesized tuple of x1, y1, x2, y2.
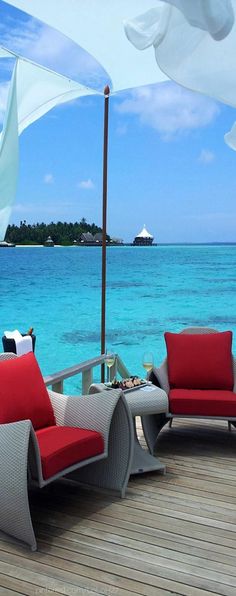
(89, 382, 168, 475)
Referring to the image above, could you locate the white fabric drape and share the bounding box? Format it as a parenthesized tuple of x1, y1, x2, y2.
(0, 62, 18, 240)
(0, 49, 98, 239)
(2, 0, 168, 91)
(4, 0, 236, 101)
(124, 0, 236, 109)
(16, 58, 98, 135)
(0, 47, 98, 135)
(224, 122, 236, 150)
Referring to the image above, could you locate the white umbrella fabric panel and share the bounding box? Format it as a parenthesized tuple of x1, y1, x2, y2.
(0, 48, 99, 239)
(124, 0, 236, 108)
(0, 61, 18, 240)
(16, 57, 99, 135)
(224, 122, 236, 150)
(4, 1, 236, 146)
(2, 0, 168, 92)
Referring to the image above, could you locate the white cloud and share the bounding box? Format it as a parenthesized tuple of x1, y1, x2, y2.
(78, 178, 95, 190)
(198, 149, 215, 164)
(12, 200, 75, 215)
(13, 202, 56, 214)
(43, 173, 54, 184)
(116, 82, 220, 140)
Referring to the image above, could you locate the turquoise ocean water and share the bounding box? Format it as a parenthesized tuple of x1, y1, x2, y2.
(1, 245, 236, 392)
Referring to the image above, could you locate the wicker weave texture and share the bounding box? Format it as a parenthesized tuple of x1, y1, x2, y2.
(0, 353, 133, 547)
(0, 420, 36, 550)
(143, 327, 236, 454)
(125, 386, 168, 417)
(48, 388, 121, 453)
(0, 352, 17, 361)
(67, 393, 133, 497)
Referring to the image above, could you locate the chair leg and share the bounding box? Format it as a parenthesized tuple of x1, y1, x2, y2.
(169, 418, 173, 428)
(228, 421, 232, 432)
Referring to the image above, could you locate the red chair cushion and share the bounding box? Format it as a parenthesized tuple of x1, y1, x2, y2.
(165, 331, 234, 390)
(0, 352, 55, 429)
(169, 389, 236, 417)
(36, 425, 104, 479)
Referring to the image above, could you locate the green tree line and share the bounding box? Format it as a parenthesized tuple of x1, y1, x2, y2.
(6, 219, 106, 245)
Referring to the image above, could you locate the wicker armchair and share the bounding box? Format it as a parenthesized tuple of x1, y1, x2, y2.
(142, 327, 236, 455)
(0, 353, 133, 550)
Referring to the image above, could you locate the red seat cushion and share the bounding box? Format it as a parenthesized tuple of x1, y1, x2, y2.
(169, 389, 236, 417)
(165, 331, 234, 390)
(36, 425, 104, 479)
(0, 352, 55, 430)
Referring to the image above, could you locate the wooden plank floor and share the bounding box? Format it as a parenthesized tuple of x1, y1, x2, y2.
(1, 418, 236, 595)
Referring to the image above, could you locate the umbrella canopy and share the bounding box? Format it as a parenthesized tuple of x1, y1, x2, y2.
(4, 0, 236, 148)
(3, 0, 236, 102)
(2, 0, 168, 91)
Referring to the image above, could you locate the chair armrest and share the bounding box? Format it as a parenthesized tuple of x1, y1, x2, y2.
(48, 388, 123, 452)
(0, 420, 36, 550)
(149, 359, 170, 394)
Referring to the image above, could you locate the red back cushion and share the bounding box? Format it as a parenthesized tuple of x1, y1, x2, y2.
(0, 352, 55, 429)
(165, 331, 234, 390)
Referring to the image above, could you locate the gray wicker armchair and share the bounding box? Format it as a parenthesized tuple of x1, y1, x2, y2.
(142, 327, 236, 455)
(0, 352, 133, 550)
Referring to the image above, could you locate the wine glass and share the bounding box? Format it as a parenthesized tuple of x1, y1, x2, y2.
(142, 352, 154, 379)
(105, 349, 115, 383)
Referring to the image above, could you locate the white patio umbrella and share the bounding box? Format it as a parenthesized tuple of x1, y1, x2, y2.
(4, 1, 236, 105)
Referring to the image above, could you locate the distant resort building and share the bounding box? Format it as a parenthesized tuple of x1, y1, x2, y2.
(133, 225, 154, 246)
(79, 232, 94, 243)
(94, 232, 103, 243)
(44, 235, 54, 247)
(78, 232, 120, 245)
(0, 240, 15, 248)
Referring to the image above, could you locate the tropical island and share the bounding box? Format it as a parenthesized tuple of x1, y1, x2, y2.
(4, 220, 155, 247)
(6, 219, 111, 246)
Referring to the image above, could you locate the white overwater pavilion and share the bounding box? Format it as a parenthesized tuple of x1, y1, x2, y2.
(133, 224, 154, 246)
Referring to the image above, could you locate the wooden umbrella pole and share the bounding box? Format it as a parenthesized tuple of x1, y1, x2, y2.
(101, 84, 110, 382)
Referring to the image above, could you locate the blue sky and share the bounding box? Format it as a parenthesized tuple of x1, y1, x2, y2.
(0, 1, 236, 242)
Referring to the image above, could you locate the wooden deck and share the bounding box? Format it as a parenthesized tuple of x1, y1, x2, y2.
(1, 418, 236, 595)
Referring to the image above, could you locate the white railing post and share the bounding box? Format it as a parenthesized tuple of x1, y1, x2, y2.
(110, 353, 121, 382)
(44, 353, 131, 395)
(52, 380, 64, 394)
(82, 369, 93, 394)
(116, 355, 130, 379)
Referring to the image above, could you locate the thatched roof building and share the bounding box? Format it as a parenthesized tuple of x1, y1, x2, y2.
(79, 232, 94, 243)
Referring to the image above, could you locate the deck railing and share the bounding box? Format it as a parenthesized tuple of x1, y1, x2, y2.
(44, 353, 130, 394)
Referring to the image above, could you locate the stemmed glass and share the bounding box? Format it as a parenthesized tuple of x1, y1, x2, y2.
(142, 352, 154, 379)
(105, 349, 115, 383)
